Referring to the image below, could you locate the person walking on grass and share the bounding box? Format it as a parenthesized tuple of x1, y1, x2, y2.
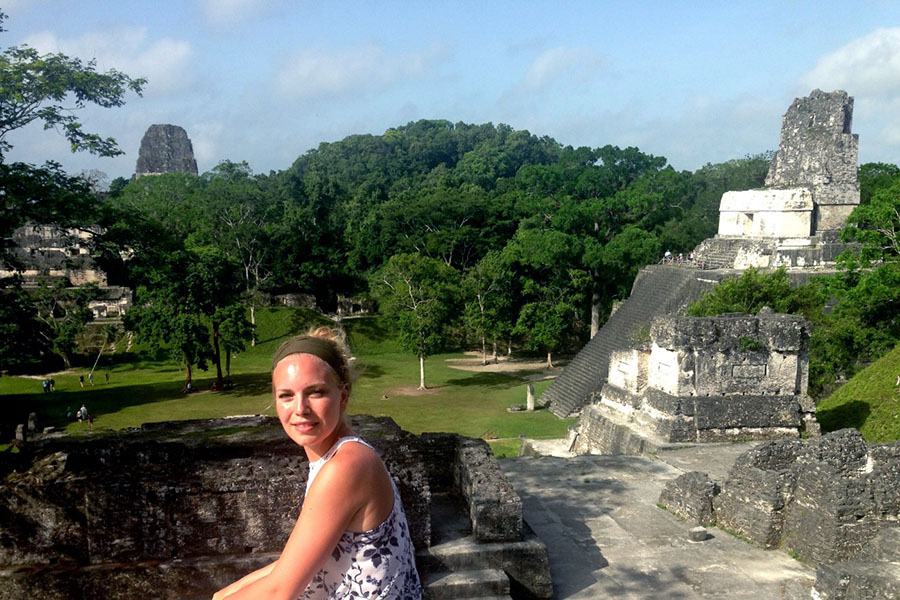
(214, 327, 422, 600)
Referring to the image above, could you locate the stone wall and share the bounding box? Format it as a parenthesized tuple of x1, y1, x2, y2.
(571, 311, 818, 455)
(717, 188, 813, 239)
(0, 416, 547, 600)
(765, 89, 859, 233)
(660, 430, 900, 596)
(0, 225, 107, 286)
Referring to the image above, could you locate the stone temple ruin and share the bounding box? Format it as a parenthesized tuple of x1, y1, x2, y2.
(0, 225, 131, 319)
(694, 89, 859, 270)
(540, 90, 859, 421)
(570, 311, 818, 455)
(135, 124, 198, 177)
(0, 416, 551, 600)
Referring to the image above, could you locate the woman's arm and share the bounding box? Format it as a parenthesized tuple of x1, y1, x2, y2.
(213, 562, 275, 599)
(218, 445, 386, 600)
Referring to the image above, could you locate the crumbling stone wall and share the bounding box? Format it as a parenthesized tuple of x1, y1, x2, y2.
(660, 429, 900, 569)
(0, 415, 545, 600)
(766, 89, 860, 232)
(572, 311, 818, 454)
(135, 124, 198, 176)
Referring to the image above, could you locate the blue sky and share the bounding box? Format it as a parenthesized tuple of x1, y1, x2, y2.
(4, 0, 900, 182)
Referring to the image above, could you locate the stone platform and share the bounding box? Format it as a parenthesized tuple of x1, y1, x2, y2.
(501, 443, 815, 599)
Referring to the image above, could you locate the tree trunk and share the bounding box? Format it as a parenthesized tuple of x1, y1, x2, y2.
(250, 304, 256, 347)
(491, 341, 498, 364)
(225, 350, 232, 378)
(419, 355, 427, 390)
(481, 334, 487, 366)
(546, 351, 553, 369)
(185, 361, 193, 393)
(591, 276, 601, 338)
(212, 321, 223, 390)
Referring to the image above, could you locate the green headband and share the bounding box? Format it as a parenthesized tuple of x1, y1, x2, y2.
(272, 336, 347, 383)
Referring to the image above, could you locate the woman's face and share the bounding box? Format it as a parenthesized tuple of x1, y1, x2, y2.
(273, 353, 348, 459)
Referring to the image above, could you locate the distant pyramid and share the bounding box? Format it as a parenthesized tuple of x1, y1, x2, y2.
(134, 124, 198, 176)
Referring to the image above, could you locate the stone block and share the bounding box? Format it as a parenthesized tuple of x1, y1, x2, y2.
(692, 395, 802, 430)
(713, 439, 803, 548)
(454, 437, 523, 543)
(658, 471, 719, 525)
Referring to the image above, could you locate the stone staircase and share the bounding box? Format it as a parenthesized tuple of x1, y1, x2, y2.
(419, 492, 513, 600)
(543, 265, 714, 418)
(692, 236, 749, 269)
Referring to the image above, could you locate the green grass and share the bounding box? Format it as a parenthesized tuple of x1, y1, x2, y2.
(0, 309, 573, 450)
(816, 343, 900, 444)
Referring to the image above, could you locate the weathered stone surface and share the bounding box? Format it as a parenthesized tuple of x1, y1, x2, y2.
(658, 471, 719, 525)
(811, 561, 900, 600)
(134, 124, 198, 176)
(713, 439, 803, 548)
(454, 437, 523, 542)
(713, 430, 900, 567)
(0, 416, 548, 600)
(573, 312, 816, 454)
(718, 188, 814, 238)
(766, 90, 859, 213)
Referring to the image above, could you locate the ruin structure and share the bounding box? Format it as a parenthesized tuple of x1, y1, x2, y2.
(0, 416, 551, 600)
(0, 224, 131, 319)
(569, 311, 818, 455)
(694, 89, 858, 270)
(542, 90, 859, 419)
(134, 124, 198, 177)
(659, 429, 900, 599)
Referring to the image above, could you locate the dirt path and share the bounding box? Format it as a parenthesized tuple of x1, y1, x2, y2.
(444, 351, 566, 381)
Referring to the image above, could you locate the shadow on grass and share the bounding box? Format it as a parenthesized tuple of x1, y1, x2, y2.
(444, 371, 522, 389)
(220, 372, 273, 397)
(355, 363, 387, 380)
(817, 400, 871, 433)
(0, 373, 272, 439)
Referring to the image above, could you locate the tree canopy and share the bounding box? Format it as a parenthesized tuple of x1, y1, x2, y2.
(0, 11, 145, 158)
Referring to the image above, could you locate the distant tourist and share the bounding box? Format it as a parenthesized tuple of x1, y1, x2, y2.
(214, 328, 421, 600)
(88, 372, 94, 386)
(66, 407, 72, 420)
(664, 250, 672, 263)
(79, 404, 87, 422)
(42, 380, 49, 393)
(105, 372, 110, 384)
(87, 413, 93, 428)
(49, 378, 55, 391)
(79, 375, 84, 388)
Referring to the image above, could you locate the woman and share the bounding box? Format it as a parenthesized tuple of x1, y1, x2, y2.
(214, 328, 422, 599)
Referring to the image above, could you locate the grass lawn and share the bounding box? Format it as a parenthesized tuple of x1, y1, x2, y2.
(816, 343, 900, 444)
(1, 309, 574, 454)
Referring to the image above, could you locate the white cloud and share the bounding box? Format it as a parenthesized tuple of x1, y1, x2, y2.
(800, 28, 900, 97)
(200, 0, 268, 26)
(274, 43, 444, 100)
(522, 46, 604, 91)
(23, 27, 193, 95)
(190, 121, 225, 170)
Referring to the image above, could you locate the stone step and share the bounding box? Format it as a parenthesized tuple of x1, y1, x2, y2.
(543, 265, 710, 417)
(418, 527, 553, 599)
(423, 568, 510, 600)
(430, 491, 472, 545)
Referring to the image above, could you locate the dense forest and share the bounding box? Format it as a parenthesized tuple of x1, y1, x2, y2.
(91, 120, 771, 386)
(2, 11, 898, 406)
